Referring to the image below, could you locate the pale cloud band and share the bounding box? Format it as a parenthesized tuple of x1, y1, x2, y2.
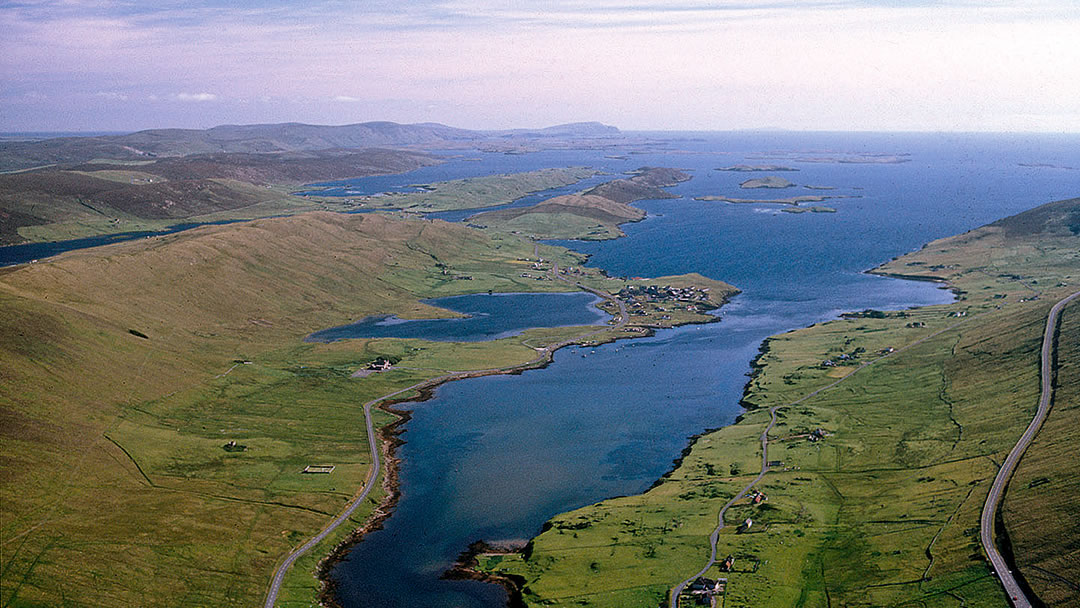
(175, 92, 218, 102)
(1, 0, 1077, 131)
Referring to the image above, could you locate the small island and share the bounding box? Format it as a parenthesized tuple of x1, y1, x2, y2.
(696, 194, 839, 205)
(716, 164, 799, 172)
(781, 205, 836, 213)
(740, 176, 796, 189)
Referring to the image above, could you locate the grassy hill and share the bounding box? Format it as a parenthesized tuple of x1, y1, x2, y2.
(0, 148, 440, 245)
(0, 211, 610, 607)
(0, 206, 738, 608)
(0, 121, 622, 172)
(0, 122, 473, 171)
(479, 197, 1080, 608)
(1, 158, 597, 246)
(80, 148, 440, 185)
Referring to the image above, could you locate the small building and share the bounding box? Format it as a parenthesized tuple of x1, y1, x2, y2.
(367, 358, 393, 371)
(302, 465, 336, 474)
(741, 518, 753, 531)
(722, 555, 736, 571)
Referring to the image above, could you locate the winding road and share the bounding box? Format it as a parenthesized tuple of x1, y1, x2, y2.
(979, 290, 1080, 608)
(264, 264, 629, 607)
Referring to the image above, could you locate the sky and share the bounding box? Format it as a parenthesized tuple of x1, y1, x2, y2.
(2, 0, 1079, 133)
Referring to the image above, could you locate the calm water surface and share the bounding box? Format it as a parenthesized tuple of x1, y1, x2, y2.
(305, 292, 607, 343)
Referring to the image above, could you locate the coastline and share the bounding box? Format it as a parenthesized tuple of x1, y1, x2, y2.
(444, 541, 529, 608)
(303, 281, 737, 607)
(460, 257, 963, 605)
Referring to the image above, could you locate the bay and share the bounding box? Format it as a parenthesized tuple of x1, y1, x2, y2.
(306, 292, 607, 343)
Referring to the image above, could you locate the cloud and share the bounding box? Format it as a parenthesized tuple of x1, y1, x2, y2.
(175, 92, 217, 102)
(1, 0, 1078, 131)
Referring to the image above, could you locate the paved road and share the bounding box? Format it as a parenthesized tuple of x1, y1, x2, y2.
(264, 268, 628, 607)
(669, 311, 988, 607)
(980, 290, 1080, 608)
(262, 381, 403, 608)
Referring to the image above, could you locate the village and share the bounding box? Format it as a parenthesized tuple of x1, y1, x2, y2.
(601, 282, 720, 328)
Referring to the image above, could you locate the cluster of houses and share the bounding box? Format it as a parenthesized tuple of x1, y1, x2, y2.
(519, 271, 551, 281)
(683, 576, 725, 606)
(820, 347, 865, 368)
(614, 284, 713, 320)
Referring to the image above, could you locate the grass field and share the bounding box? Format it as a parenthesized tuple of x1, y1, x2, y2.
(481, 197, 1080, 607)
(0, 207, 737, 608)
(0, 211, 589, 607)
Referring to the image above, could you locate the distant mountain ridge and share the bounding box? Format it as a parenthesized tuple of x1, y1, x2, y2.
(0, 121, 621, 171)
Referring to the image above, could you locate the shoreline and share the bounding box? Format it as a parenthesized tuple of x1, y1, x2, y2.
(302, 280, 736, 606)
(444, 541, 530, 608)
(454, 259, 961, 604)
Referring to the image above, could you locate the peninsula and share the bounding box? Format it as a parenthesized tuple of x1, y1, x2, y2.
(476, 196, 1080, 607)
(469, 167, 690, 240)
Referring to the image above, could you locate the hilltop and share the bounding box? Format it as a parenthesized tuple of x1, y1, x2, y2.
(0, 121, 621, 171)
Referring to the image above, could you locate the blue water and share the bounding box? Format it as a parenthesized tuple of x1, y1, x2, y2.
(327, 132, 1080, 608)
(306, 292, 607, 343)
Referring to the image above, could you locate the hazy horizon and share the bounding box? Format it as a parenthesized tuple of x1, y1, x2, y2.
(4, 124, 1080, 138)
(3, 1, 1078, 133)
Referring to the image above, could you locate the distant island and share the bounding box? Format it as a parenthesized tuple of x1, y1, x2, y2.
(781, 205, 836, 213)
(1019, 162, 1078, 171)
(716, 164, 799, 172)
(740, 176, 796, 189)
(695, 193, 853, 206)
(749, 153, 911, 164)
